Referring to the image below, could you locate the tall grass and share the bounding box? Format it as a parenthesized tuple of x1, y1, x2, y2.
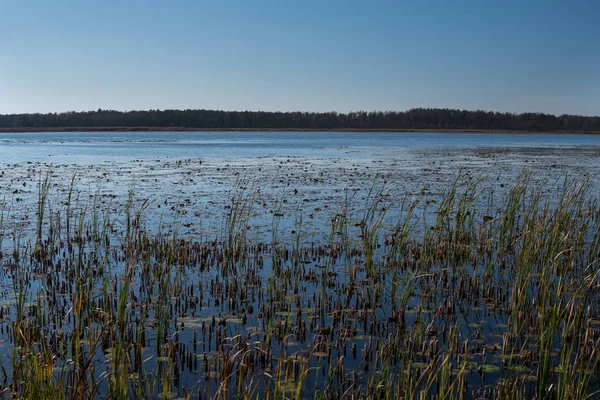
(0, 171, 599, 399)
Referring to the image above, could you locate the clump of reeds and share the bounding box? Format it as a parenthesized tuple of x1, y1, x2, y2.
(0, 171, 599, 399)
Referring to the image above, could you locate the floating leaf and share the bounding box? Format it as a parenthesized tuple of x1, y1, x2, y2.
(479, 364, 501, 374)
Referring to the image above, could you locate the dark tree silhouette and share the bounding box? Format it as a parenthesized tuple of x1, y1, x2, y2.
(0, 108, 598, 132)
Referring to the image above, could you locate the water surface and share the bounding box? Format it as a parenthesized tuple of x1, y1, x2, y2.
(0, 131, 598, 163)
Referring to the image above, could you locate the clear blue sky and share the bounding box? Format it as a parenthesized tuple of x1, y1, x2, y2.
(1, 0, 599, 115)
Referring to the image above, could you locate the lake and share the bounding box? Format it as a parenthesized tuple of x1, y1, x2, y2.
(1, 131, 600, 398)
(1, 131, 599, 237)
(0, 131, 600, 164)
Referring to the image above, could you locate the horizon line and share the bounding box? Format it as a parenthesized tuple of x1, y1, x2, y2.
(2, 107, 599, 118)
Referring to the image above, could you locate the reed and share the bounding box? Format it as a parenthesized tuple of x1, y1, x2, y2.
(0, 170, 599, 398)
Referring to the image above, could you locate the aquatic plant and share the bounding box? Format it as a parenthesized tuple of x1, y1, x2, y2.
(0, 172, 598, 398)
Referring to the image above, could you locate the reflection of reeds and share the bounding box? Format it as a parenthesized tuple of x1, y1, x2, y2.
(3, 171, 600, 398)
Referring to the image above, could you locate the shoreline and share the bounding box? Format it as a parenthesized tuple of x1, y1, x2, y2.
(0, 127, 599, 134)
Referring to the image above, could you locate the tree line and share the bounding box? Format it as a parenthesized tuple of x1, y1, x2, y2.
(0, 108, 598, 132)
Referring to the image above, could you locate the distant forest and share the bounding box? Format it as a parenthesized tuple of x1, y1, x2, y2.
(0, 108, 599, 132)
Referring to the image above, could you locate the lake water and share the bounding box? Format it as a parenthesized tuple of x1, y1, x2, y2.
(1, 131, 600, 239)
(1, 131, 600, 398)
(1, 131, 599, 163)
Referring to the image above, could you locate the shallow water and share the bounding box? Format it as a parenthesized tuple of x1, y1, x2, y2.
(1, 131, 599, 240)
(1, 132, 600, 398)
(1, 130, 600, 164)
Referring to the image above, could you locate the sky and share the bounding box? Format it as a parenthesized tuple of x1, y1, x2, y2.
(1, 0, 599, 116)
